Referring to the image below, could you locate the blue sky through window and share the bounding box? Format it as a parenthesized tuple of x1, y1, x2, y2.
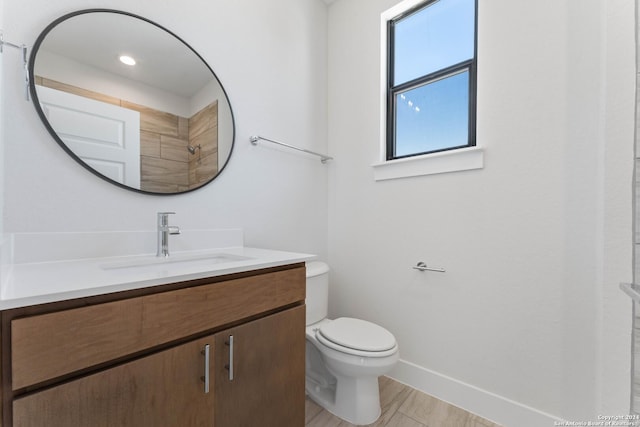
(395, 71, 469, 156)
(390, 0, 475, 158)
(394, 0, 475, 85)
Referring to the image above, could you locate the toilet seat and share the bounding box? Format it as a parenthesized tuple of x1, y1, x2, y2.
(316, 318, 397, 358)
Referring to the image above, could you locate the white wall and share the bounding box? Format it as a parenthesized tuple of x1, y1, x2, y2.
(0, 0, 4, 238)
(0, 0, 7, 282)
(596, 0, 635, 417)
(327, 0, 633, 424)
(2, 0, 328, 259)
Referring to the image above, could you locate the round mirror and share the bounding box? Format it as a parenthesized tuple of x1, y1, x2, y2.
(29, 9, 235, 194)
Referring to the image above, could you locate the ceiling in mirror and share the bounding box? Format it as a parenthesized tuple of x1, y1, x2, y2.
(29, 9, 235, 195)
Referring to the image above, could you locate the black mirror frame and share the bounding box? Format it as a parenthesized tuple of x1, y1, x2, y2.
(29, 8, 236, 195)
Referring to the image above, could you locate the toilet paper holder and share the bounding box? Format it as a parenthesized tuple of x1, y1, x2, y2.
(413, 261, 445, 273)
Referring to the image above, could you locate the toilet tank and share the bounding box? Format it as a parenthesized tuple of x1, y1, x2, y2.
(305, 261, 330, 325)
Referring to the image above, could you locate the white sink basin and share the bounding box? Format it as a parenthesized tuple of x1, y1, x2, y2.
(101, 253, 252, 271)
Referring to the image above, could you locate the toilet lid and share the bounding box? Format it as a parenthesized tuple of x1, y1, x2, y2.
(318, 317, 396, 352)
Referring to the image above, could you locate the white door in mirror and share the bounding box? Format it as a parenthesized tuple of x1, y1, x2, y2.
(38, 85, 141, 187)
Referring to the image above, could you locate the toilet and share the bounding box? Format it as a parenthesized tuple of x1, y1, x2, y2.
(305, 261, 399, 425)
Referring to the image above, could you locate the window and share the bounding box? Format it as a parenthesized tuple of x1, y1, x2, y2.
(386, 0, 477, 160)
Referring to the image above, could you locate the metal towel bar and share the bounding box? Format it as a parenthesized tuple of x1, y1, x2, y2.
(621, 283, 640, 303)
(250, 135, 333, 163)
(0, 31, 29, 101)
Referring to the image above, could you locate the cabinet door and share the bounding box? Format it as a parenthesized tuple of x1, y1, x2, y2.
(13, 336, 214, 427)
(214, 305, 305, 427)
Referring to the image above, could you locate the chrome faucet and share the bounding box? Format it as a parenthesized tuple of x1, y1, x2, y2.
(156, 212, 181, 257)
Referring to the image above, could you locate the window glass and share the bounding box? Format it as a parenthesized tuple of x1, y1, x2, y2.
(393, 0, 476, 85)
(394, 70, 469, 157)
(386, 0, 477, 160)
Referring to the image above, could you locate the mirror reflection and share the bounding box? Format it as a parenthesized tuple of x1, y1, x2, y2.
(30, 9, 235, 194)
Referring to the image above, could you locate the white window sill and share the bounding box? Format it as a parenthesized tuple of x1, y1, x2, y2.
(371, 147, 484, 181)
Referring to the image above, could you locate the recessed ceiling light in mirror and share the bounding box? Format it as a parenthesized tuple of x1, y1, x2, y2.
(119, 55, 136, 66)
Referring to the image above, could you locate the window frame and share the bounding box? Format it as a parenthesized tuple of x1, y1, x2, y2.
(385, 0, 478, 161)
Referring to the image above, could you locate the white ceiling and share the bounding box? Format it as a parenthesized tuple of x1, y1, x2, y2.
(36, 12, 214, 98)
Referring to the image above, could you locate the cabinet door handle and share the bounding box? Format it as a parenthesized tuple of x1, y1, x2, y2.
(225, 335, 234, 381)
(201, 344, 210, 394)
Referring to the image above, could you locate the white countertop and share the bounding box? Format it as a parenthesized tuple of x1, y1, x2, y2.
(0, 246, 315, 310)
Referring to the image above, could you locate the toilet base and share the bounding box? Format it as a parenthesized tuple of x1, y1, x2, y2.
(306, 373, 382, 425)
(304, 318, 399, 425)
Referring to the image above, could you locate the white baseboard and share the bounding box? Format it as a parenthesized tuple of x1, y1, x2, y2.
(387, 359, 563, 427)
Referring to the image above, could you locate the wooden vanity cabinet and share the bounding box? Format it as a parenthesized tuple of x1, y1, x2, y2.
(1, 263, 306, 427)
(214, 304, 305, 427)
(13, 335, 216, 427)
